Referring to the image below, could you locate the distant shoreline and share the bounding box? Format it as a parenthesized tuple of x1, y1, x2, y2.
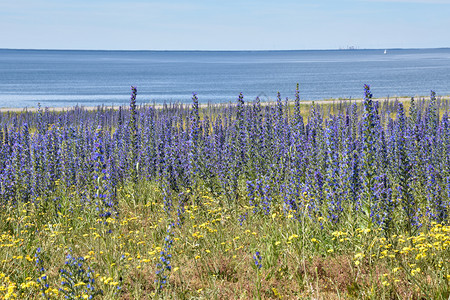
(1, 95, 449, 113)
(1, 47, 450, 52)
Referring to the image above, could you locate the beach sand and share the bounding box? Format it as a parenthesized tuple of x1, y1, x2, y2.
(0, 96, 448, 113)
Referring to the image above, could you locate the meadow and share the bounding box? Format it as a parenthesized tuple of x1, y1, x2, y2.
(0, 85, 449, 299)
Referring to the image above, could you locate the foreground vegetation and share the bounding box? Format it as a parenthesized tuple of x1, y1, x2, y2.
(1, 85, 449, 299)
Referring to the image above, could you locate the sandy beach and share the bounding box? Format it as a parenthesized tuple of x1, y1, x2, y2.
(1, 95, 448, 113)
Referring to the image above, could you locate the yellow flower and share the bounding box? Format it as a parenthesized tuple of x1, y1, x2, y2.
(411, 268, 421, 276)
(288, 234, 299, 241)
(354, 252, 365, 260)
(272, 287, 282, 298)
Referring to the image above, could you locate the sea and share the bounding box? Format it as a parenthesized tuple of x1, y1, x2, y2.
(0, 48, 450, 108)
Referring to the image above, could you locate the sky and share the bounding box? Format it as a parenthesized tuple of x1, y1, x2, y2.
(1, 0, 449, 50)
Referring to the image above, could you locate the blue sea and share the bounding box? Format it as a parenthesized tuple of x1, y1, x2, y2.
(0, 48, 449, 108)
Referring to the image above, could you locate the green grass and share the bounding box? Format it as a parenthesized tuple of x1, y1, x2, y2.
(1, 179, 448, 299)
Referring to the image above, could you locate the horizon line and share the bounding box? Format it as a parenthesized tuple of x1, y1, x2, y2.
(1, 47, 450, 52)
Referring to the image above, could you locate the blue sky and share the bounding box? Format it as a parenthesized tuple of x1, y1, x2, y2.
(1, 0, 449, 50)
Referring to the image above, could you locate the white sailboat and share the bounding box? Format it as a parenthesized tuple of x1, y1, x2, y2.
(384, 49, 387, 54)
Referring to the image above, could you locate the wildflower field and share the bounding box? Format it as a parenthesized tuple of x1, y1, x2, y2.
(0, 85, 449, 299)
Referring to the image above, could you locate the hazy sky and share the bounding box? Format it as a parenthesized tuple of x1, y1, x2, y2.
(1, 0, 449, 50)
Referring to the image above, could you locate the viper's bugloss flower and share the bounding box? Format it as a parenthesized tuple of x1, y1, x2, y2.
(253, 251, 262, 270)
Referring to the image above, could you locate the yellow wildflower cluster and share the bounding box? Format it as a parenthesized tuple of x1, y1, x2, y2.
(373, 223, 450, 289)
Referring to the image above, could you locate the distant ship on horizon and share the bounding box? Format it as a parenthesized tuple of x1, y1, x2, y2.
(338, 45, 359, 50)
(384, 49, 387, 54)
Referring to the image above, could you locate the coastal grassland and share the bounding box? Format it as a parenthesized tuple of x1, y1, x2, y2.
(0, 87, 449, 299)
(1, 181, 449, 299)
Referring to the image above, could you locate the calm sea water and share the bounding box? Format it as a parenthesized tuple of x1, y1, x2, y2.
(0, 48, 449, 108)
